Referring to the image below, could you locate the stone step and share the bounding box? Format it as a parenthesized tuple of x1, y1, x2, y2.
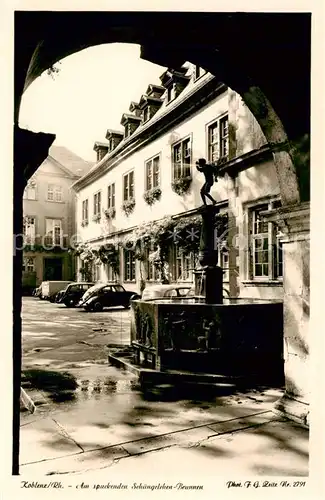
(139, 368, 242, 386)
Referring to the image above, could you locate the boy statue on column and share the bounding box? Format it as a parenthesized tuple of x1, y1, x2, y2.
(196, 158, 219, 206)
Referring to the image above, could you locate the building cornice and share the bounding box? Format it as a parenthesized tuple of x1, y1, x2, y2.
(73, 75, 226, 191)
(261, 201, 310, 241)
(218, 144, 273, 177)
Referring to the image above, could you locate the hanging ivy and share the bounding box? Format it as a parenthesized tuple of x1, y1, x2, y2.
(97, 243, 120, 276)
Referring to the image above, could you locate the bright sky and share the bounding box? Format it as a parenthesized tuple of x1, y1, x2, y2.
(19, 43, 166, 162)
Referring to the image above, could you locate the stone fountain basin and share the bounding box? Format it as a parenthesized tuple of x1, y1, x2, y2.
(130, 297, 284, 382)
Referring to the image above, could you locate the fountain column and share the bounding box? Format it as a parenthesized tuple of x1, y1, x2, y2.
(196, 205, 223, 304)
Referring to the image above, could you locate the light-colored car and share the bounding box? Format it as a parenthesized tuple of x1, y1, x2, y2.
(141, 284, 192, 301)
(40, 281, 73, 301)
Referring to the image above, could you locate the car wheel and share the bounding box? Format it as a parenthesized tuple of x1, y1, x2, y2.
(93, 301, 103, 312)
(123, 302, 130, 309)
(64, 299, 74, 308)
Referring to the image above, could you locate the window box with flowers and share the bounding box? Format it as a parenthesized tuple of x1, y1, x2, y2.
(81, 220, 89, 227)
(92, 213, 101, 223)
(143, 186, 162, 206)
(104, 207, 116, 219)
(171, 176, 192, 196)
(122, 198, 135, 216)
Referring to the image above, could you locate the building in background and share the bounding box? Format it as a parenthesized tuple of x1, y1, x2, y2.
(72, 63, 283, 301)
(22, 145, 92, 293)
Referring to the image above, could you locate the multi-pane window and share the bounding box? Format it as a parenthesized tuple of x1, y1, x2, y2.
(124, 250, 136, 282)
(146, 243, 159, 281)
(123, 171, 135, 201)
(107, 183, 115, 208)
(45, 219, 62, 246)
(93, 191, 101, 216)
(82, 199, 89, 223)
(23, 216, 36, 243)
(23, 181, 37, 200)
(143, 107, 150, 122)
(47, 184, 62, 202)
(145, 155, 160, 191)
(250, 200, 283, 280)
(173, 247, 194, 282)
(166, 85, 174, 103)
(194, 65, 205, 80)
(22, 257, 35, 272)
(92, 263, 101, 282)
(97, 149, 106, 162)
(215, 210, 229, 281)
(172, 137, 191, 179)
(107, 264, 115, 282)
(208, 115, 229, 163)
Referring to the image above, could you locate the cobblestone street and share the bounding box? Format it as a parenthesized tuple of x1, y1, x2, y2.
(22, 296, 130, 371)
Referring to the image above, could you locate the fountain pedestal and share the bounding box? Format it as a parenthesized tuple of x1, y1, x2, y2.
(197, 204, 223, 304)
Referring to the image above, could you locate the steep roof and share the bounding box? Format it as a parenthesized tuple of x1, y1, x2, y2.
(49, 145, 92, 178)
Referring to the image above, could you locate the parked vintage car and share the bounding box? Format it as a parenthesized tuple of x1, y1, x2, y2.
(77, 283, 141, 312)
(186, 286, 230, 299)
(56, 282, 95, 307)
(141, 284, 192, 301)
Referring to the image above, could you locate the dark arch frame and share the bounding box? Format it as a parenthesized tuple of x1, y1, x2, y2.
(13, 11, 311, 474)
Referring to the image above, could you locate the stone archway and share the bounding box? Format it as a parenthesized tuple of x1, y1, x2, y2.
(14, 11, 311, 474)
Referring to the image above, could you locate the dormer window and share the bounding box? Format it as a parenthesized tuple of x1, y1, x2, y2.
(138, 93, 163, 123)
(160, 68, 190, 105)
(166, 85, 174, 103)
(143, 106, 150, 123)
(120, 114, 142, 139)
(98, 150, 106, 161)
(125, 123, 132, 139)
(105, 130, 124, 152)
(93, 142, 109, 162)
(193, 65, 206, 81)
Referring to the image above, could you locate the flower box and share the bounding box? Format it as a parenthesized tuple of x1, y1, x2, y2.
(171, 176, 192, 196)
(104, 207, 116, 219)
(143, 187, 162, 206)
(122, 198, 135, 216)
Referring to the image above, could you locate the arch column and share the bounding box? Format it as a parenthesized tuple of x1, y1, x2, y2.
(12, 126, 55, 474)
(263, 202, 310, 425)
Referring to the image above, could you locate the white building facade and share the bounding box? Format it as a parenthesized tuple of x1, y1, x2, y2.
(73, 64, 283, 300)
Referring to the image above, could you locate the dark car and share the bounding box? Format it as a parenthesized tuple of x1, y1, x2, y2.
(77, 283, 140, 312)
(56, 282, 95, 307)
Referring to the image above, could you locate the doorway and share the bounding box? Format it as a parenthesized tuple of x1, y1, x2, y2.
(43, 257, 63, 280)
